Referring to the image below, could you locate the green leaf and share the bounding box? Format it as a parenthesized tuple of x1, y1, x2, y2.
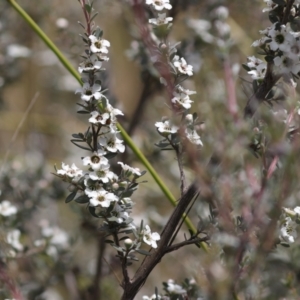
(75, 195, 90, 203)
(71, 140, 91, 151)
(104, 239, 114, 244)
(90, 12, 99, 22)
(84, 4, 92, 14)
(65, 191, 77, 203)
(88, 206, 99, 218)
(280, 242, 290, 248)
(77, 110, 90, 114)
(72, 133, 84, 139)
(135, 249, 152, 256)
(241, 63, 251, 72)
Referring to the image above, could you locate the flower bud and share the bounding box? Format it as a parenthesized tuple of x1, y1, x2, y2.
(124, 238, 133, 249)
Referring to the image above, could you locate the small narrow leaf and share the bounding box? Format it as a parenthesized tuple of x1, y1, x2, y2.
(65, 191, 77, 203)
(135, 249, 152, 256)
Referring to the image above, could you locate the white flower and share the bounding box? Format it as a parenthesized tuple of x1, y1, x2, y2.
(42, 226, 69, 249)
(262, 0, 278, 12)
(78, 54, 102, 73)
(251, 36, 269, 47)
(0, 200, 17, 217)
(274, 55, 300, 75)
(284, 38, 300, 60)
(118, 162, 141, 176)
(246, 56, 265, 69)
(82, 150, 108, 170)
(75, 83, 103, 102)
(89, 163, 115, 183)
(294, 207, 300, 215)
(89, 35, 110, 54)
(102, 98, 124, 120)
(99, 131, 125, 153)
(89, 111, 110, 125)
(145, 0, 172, 11)
(57, 163, 83, 181)
(185, 128, 203, 146)
(166, 279, 187, 295)
(149, 13, 173, 26)
(155, 120, 178, 135)
(142, 225, 160, 248)
(248, 66, 267, 80)
(86, 188, 118, 207)
(142, 295, 161, 300)
(280, 217, 297, 244)
(171, 87, 196, 109)
(268, 25, 294, 52)
(173, 56, 193, 76)
(246, 56, 267, 80)
(6, 229, 23, 252)
(187, 19, 214, 44)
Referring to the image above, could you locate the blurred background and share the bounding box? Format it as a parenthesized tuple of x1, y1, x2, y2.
(0, 0, 285, 299)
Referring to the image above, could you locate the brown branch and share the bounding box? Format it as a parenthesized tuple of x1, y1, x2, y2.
(164, 236, 209, 254)
(121, 182, 200, 300)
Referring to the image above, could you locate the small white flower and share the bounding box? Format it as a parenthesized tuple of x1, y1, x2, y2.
(149, 13, 173, 26)
(172, 93, 193, 109)
(99, 132, 125, 153)
(89, 35, 110, 54)
(173, 56, 193, 76)
(268, 24, 294, 52)
(246, 56, 265, 69)
(82, 150, 108, 170)
(102, 98, 124, 120)
(89, 111, 110, 125)
(294, 207, 300, 215)
(142, 225, 160, 248)
(0, 200, 17, 217)
(145, 0, 172, 11)
(262, 0, 278, 12)
(75, 83, 103, 102)
(89, 163, 115, 183)
(185, 128, 203, 146)
(42, 226, 69, 249)
(188, 19, 214, 43)
(166, 279, 187, 295)
(57, 163, 83, 181)
(155, 120, 178, 135)
(86, 188, 118, 207)
(118, 162, 141, 176)
(78, 54, 102, 73)
(248, 66, 267, 80)
(274, 55, 300, 75)
(280, 217, 297, 244)
(251, 36, 269, 47)
(6, 229, 23, 252)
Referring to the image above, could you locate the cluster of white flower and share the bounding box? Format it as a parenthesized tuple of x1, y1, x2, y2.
(146, 0, 202, 147)
(0, 199, 22, 257)
(279, 206, 300, 244)
(0, 200, 17, 217)
(34, 220, 70, 259)
(56, 16, 160, 253)
(250, 6, 300, 77)
(188, 5, 231, 49)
